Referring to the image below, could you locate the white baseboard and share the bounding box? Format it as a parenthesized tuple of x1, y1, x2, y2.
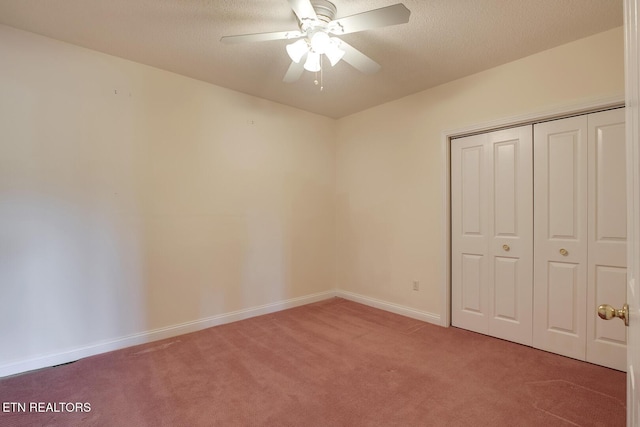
(1, 289, 441, 378)
(335, 290, 441, 325)
(0, 290, 337, 378)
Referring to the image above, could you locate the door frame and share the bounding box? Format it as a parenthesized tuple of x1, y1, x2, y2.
(624, 0, 640, 422)
(440, 96, 625, 327)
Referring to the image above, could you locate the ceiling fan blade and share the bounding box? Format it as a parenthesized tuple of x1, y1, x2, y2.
(329, 3, 410, 35)
(220, 30, 303, 44)
(336, 40, 381, 74)
(283, 59, 306, 83)
(288, 0, 318, 22)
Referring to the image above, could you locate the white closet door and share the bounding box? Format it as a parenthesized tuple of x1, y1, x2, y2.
(452, 126, 533, 345)
(452, 133, 491, 334)
(488, 127, 533, 345)
(533, 116, 589, 360)
(586, 108, 627, 371)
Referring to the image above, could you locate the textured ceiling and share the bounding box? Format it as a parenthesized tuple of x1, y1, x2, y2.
(0, 0, 624, 118)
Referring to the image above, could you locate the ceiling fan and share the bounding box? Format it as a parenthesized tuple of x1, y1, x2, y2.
(220, 0, 411, 84)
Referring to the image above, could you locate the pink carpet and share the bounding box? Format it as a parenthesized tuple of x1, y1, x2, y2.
(0, 298, 626, 426)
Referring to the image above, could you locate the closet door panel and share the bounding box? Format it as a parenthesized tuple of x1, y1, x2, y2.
(494, 142, 517, 235)
(586, 108, 627, 371)
(488, 127, 533, 345)
(461, 146, 484, 236)
(533, 116, 588, 360)
(461, 254, 484, 314)
(548, 134, 580, 239)
(547, 261, 580, 334)
(452, 126, 532, 345)
(452, 135, 490, 333)
(493, 257, 517, 318)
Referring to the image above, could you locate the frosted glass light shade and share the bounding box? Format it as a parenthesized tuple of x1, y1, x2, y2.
(304, 51, 321, 72)
(286, 39, 309, 63)
(325, 42, 345, 66)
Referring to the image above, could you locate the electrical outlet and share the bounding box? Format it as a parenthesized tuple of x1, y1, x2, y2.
(413, 281, 419, 291)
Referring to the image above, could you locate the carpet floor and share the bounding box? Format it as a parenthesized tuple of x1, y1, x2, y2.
(0, 298, 626, 426)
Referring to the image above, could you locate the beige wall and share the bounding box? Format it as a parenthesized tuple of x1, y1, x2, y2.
(0, 24, 335, 371)
(0, 23, 625, 374)
(335, 26, 625, 317)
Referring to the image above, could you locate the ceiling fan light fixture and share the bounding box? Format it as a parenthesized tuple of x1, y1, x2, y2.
(286, 39, 309, 63)
(304, 51, 322, 72)
(221, 1, 411, 85)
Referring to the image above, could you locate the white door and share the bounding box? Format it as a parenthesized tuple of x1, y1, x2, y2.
(586, 108, 627, 371)
(451, 133, 490, 333)
(625, 0, 640, 421)
(451, 126, 533, 345)
(627, 95, 640, 424)
(533, 115, 589, 360)
(533, 110, 627, 370)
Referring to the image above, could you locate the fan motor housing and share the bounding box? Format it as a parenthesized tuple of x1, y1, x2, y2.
(298, 0, 337, 33)
(312, 0, 337, 23)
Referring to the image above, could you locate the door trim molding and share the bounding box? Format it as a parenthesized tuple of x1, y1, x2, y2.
(440, 95, 625, 328)
(624, 0, 640, 421)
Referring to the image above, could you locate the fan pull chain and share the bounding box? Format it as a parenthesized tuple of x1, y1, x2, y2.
(313, 56, 324, 91)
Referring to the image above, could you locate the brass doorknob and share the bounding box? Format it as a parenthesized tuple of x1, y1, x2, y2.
(502, 244, 510, 251)
(597, 303, 629, 326)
